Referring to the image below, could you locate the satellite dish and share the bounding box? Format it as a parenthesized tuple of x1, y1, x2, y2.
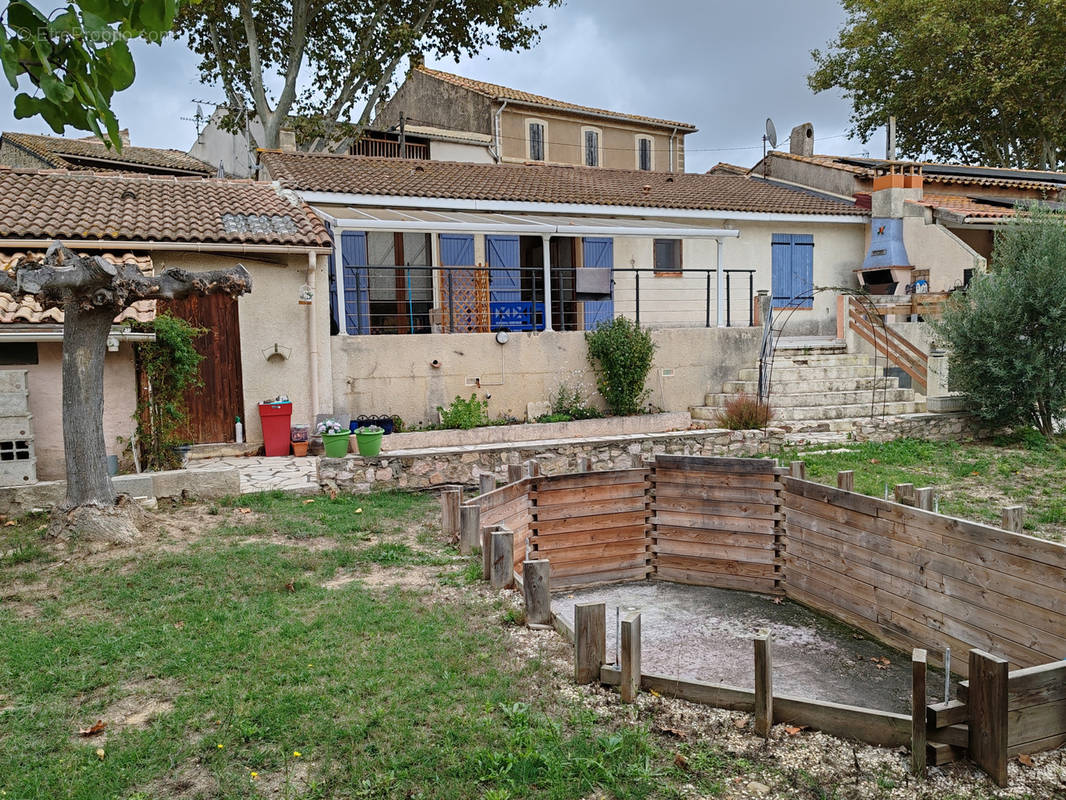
(765, 118, 778, 149)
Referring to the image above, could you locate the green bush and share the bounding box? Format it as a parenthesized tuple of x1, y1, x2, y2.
(585, 317, 656, 416)
(437, 393, 489, 429)
(934, 207, 1066, 436)
(536, 382, 602, 423)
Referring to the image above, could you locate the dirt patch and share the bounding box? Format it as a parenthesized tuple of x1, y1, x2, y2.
(73, 677, 180, 744)
(238, 534, 338, 552)
(253, 760, 312, 798)
(139, 759, 218, 800)
(354, 564, 444, 590)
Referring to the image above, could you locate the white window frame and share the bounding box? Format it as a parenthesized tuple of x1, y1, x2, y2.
(526, 118, 548, 162)
(581, 125, 603, 167)
(635, 135, 654, 171)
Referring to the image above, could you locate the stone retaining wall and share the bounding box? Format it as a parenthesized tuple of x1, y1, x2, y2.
(319, 412, 978, 493)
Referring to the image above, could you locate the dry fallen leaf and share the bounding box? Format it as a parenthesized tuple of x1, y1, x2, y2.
(1017, 753, 1034, 767)
(784, 725, 807, 735)
(653, 725, 686, 739)
(174, 621, 185, 630)
(355, 508, 363, 514)
(771, 597, 783, 605)
(733, 717, 749, 730)
(285, 579, 296, 593)
(302, 499, 315, 505)
(238, 507, 251, 514)
(96, 748, 105, 760)
(78, 720, 107, 737)
(328, 488, 338, 500)
(3, 520, 15, 527)
(673, 753, 689, 771)
(876, 664, 888, 670)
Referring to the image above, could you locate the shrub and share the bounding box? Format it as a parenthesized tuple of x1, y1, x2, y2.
(934, 206, 1066, 436)
(584, 318, 656, 416)
(537, 382, 602, 423)
(716, 394, 774, 430)
(437, 394, 489, 429)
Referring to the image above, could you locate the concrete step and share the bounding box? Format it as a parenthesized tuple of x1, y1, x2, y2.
(738, 365, 878, 382)
(774, 336, 847, 353)
(771, 353, 874, 368)
(706, 388, 917, 408)
(722, 376, 901, 394)
(692, 399, 926, 422)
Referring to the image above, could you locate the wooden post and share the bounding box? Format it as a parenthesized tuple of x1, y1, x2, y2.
(440, 487, 461, 539)
(790, 460, 806, 479)
(968, 649, 1009, 787)
(754, 633, 773, 738)
(620, 611, 641, 703)
(911, 648, 927, 776)
(525, 459, 541, 477)
(1001, 505, 1024, 533)
(574, 602, 606, 684)
(478, 473, 496, 495)
(507, 463, 525, 483)
(459, 504, 481, 556)
(894, 483, 916, 506)
(576, 456, 591, 472)
(915, 487, 935, 512)
(837, 470, 854, 492)
(490, 529, 514, 589)
(522, 559, 551, 627)
(481, 525, 493, 581)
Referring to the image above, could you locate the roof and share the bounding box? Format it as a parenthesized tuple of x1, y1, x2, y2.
(2, 132, 214, 176)
(0, 168, 330, 248)
(0, 252, 154, 324)
(416, 67, 697, 132)
(259, 152, 867, 217)
(908, 193, 1018, 222)
(706, 163, 751, 176)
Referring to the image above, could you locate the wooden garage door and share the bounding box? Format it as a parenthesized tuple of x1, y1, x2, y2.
(159, 293, 244, 443)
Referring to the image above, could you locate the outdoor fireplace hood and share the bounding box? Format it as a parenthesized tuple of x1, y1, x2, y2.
(861, 217, 911, 271)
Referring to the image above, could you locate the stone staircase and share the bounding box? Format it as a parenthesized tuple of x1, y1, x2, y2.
(692, 338, 926, 431)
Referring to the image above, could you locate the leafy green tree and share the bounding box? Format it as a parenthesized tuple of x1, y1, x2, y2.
(176, 0, 559, 151)
(809, 0, 1066, 169)
(934, 208, 1066, 436)
(1, 0, 178, 148)
(585, 318, 656, 417)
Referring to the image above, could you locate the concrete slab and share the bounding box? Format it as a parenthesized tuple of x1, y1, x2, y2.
(552, 581, 952, 713)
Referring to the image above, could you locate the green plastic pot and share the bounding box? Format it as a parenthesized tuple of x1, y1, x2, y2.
(355, 427, 384, 457)
(322, 431, 351, 458)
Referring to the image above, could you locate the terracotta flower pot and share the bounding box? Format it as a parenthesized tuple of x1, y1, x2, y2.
(291, 440, 309, 457)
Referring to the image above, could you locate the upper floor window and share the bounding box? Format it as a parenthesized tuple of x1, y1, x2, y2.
(654, 239, 682, 272)
(528, 121, 545, 161)
(637, 137, 653, 171)
(583, 128, 600, 167)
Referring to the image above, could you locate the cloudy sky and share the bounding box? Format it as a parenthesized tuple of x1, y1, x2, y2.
(0, 0, 882, 173)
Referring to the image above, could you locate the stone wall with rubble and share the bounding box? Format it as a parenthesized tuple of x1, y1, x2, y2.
(318, 412, 979, 493)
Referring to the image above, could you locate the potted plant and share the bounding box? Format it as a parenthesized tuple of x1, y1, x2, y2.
(317, 419, 350, 458)
(354, 424, 384, 457)
(290, 424, 310, 457)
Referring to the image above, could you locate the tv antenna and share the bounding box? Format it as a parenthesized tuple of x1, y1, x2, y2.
(180, 104, 206, 136)
(762, 118, 777, 175)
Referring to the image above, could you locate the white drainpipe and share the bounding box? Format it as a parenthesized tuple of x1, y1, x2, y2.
(306, 250, 320, 418)
(541, 234, 553, 331)
(716, 237, 725, 327)
(492, 100, 509, 163)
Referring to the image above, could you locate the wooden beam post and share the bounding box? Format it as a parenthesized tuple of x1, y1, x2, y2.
(490, 528, 514, 589)
(525, 459, 541, 477)
(837, 470, 854, 492)
(576, 456, 591, 473)
(790, 461, 806, 479)
(1001, 505, 1024, 533)
(620, 611, 641, 703)
(478, 473, 496, 495)
(968, 649, 1009, 787)
(915, 487, 935, 512)
(440, 487, 461, 539)
(522, 559, 551, 626)
(459, 504, 481, 556)
(754, 633, 773, 738)
(480, 525, 495, 581)
(507, 464, 525, 484)
(574, 602, 606, 684)
(894, 483, 916, 506)
(912, 648, 927, 777)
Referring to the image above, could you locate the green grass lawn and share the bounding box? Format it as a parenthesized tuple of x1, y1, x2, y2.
(775, 433, 1066, 542)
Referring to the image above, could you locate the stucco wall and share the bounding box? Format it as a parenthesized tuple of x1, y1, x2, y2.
(428, 140, 494, 163)
(329, 326, 760, 427)
(161, 252, 333, 444)
(902, 218, 985, 292)
(29, 342, 138, 481)
(379, 70, 495, 136)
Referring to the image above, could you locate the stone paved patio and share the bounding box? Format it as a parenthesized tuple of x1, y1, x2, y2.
(187, 455, 319, 495)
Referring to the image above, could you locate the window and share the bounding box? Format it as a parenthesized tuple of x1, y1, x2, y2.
(653, 239, 682, 272)
(637, 137, 652, 171)
(583, 128, 600, 167)
(528, 121, 545, 161)
(0, 342, 37, 365)
(771, 233, 814, 308)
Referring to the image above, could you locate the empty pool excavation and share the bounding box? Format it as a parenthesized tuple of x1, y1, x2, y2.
(449, 454, 1066, 786)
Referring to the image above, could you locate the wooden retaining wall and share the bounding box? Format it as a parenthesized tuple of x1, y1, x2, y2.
(529, 468, 652, 592)
(650, 455, 783, 594)
(470, 478, 532, 575)
(780, 476, 1066, 678)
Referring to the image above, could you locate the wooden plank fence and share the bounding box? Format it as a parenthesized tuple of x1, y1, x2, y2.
(465, 477, 533, 575)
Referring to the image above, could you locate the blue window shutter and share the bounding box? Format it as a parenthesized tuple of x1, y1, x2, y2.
(583, 237, 614, 330)
(792, 234, 814, 309)
(771, 234, 792, 307)
(440, 233, 474, 266)
(340, 231, 369, 334)
(487, 235, 521, 302)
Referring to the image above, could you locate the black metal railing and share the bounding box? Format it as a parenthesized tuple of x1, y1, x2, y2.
(332, 265, 757, 335)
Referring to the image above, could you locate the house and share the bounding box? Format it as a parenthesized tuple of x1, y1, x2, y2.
(0, 167, 332, 478)
(257, 150, 869, 426)
(375, 66, 697, 171)
(0, 131, 215, 177)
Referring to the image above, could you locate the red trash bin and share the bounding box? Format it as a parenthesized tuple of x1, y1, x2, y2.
(258, 401, 293, 456)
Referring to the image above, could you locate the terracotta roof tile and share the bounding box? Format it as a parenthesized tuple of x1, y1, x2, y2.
(3, 131, 214, 175)
(260, 152, 867, 217)
(417, 67, 697, 131)
(0, 169, 330, 247)
(0, 251, 155, 324)
(909, 193, 1017, 219)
